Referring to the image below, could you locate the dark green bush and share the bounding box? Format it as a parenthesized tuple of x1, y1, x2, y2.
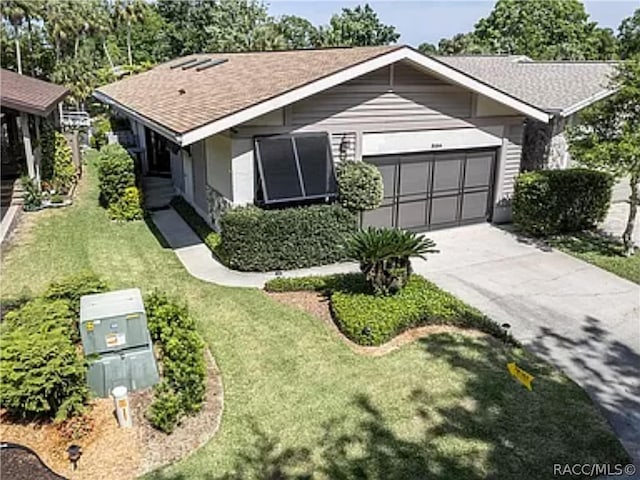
(170, 196, 222, 254)
(44, 270, 108, 314)
(0, 298, 88, 420)
(146, 382, 181, 434)
(221, 204, 357, 271)
(90, 115, 111, 150)
(512, 168, 613, 236)
(108, 186, 143, 221)
(20, 175, 42, 211)
(336, 160, 384, 211)
(96, 144, 136, 207)
(144, 292, 206, 433)
(330, 274, 511, 346)
(52, 132, 76, 194)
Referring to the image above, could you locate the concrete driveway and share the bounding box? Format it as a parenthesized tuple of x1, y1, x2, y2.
(412, 224, 640, 466)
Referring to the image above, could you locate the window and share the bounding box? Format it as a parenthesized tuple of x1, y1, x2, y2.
(255, 133, 337, 205)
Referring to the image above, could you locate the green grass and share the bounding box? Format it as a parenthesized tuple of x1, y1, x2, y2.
(0, 156, 629, 479)
(550, 232, 640, 284)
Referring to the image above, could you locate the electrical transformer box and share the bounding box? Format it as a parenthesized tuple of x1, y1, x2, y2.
(80, 288, 160, 398)
(80, 288, 149, 355)
(86, 345, 160, 398)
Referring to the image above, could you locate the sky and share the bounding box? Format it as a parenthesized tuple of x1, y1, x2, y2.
(266, 0, 639, 47)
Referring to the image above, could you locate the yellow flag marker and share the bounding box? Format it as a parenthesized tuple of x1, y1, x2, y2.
(507, 362, 534, 391)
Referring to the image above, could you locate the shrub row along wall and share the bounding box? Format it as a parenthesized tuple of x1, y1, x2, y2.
(96, 144, 143, 221)
(220, 204, 357, 271)
(145, 292, 206, 434)
(512, 168, 613, 236)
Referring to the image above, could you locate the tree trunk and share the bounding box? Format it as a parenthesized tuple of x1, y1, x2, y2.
(127, 21, 132, 66)
(103, 41, 115, 69)
(15, 37, 22, 74)
(622, 175, 639, 257)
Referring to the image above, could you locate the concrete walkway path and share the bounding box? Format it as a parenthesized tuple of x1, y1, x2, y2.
(412, 224, 640, 468)
(151, 208, 358, 288)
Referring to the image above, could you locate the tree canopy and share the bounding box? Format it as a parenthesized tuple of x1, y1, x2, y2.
(568, 59, 640, 254)
(426, 0, 636, 60)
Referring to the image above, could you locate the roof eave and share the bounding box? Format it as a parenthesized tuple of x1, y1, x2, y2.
(1, 88, 69, 117)
(92, 90, 183, 144)
(559, 88, 618, 118)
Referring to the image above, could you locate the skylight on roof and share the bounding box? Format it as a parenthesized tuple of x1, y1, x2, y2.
(182, 59, 211, 70)
(170, 58, 198, 69)
(196, 58, 228, 71)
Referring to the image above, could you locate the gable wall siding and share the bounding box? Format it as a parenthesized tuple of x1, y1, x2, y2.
(191, 140, 208, 214)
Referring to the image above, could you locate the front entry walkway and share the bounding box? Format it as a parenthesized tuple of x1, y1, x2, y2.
(412, 224, 640, 467)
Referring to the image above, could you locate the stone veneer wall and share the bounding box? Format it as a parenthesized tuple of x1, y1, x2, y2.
(206, 184, 231, 231)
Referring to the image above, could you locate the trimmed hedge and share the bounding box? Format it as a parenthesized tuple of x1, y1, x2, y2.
(97, 144, 136, 207)
(512, 168, 613, 236)
(336, 160, 383, 211)
(331, 275, 510, 346)
(108, 186, 144, 221)
(220, 204, 357, 271)
(265, 274, 512, 346)
(145, 292, 206, 433)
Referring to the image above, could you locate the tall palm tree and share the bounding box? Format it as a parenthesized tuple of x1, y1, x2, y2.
(1, 1, 27, 73)
(114, 0, 147, 66)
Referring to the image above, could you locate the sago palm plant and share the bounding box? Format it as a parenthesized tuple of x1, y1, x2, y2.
(344, 227, 438, 295)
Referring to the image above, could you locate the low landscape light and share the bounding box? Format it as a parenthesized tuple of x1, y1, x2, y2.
(67, 444, 82, 470)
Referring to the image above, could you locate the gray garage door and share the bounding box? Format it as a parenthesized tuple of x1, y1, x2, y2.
(362, 149, 497, 231)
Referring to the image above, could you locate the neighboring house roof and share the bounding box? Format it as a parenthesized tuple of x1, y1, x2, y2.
(436, 55, 617, 117)
(0, 68, 69, 116)
(94, 46, 551, 146)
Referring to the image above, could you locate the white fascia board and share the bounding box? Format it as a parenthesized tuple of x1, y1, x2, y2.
(179, 47, 551, 146)
(92, 90, 182, 144)
(560, 88, 617, 117)
(362, 128, 502, 156)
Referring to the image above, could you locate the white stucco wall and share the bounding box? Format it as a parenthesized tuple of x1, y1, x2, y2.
(205, 134, 232, 199)
(231, 137, 254, 205)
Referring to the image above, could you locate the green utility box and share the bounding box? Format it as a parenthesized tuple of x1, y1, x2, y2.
(80, 288, 149, 354)
(80, 288, 159, 398)
(86, 345, 160, 398)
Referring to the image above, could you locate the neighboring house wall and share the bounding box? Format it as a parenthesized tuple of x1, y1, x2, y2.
(205, 134, 233, 229)
(191, 140, 208, 214)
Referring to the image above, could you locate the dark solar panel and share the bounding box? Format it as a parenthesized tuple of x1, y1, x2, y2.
(256, 137, 302, 202)
(294, 135, 337, 197)
(196, 58, 229, 71)
(170, 58, 199, 69)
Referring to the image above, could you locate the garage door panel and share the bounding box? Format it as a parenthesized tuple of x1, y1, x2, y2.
(465, 153, 494, 188)
(398, 201, 427, 228)
(399, 162, 430, 196)
(430, 196, 459, 225)
(433, 158, 463, 192)
(363, 203, 394, 228)
(461, 191, 489, 221)
(375, 163, 397, 198)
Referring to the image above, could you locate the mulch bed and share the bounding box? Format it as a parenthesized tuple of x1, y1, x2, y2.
(0, 349, 223, 480)
(266, 291, 485, 356)
(0, 443, 66, 480)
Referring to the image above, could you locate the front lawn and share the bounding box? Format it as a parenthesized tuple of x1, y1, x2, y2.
(549, 232, 640, 284)
(0, 158, 629, 479)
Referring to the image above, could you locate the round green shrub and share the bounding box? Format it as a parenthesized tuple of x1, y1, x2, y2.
(108, 186, 144, 221)
(512, 168, 613, 236)
(336, 160, 384, 211)
(96, 144, 136, 207)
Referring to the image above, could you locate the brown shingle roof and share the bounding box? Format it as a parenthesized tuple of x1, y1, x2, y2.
(95, 46, 401, 134)
(436, 55, 617, 114)
(0, 69, 69, 116)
